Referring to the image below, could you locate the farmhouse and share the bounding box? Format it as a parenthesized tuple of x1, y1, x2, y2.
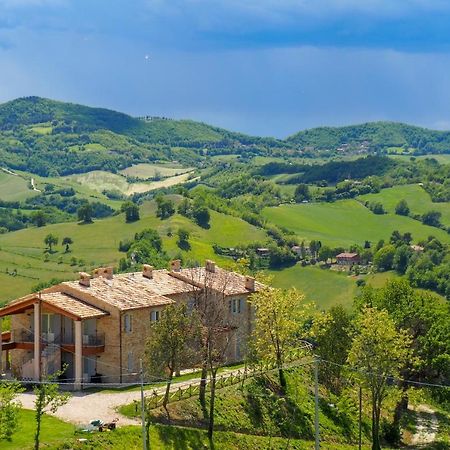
(336, 252, 360, 265)
(0, 261, 263, 389)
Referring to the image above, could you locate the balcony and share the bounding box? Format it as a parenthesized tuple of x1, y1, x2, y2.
(8, 330, 105, 354)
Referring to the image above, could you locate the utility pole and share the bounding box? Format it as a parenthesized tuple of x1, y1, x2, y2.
(314, 357, 320, 450)
(359, 386, 362, 450)
(140, 359, 147, 450)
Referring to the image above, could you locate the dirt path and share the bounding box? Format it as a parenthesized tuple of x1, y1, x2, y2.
(409, 404, 439, 447)
(17, 368, 241, 427)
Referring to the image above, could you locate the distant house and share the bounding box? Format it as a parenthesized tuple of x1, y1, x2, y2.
(291, 245, 310, 256)
(256, 248, 270, 257)
(410, 245, 424, 253)
(336, 252, 360, 265)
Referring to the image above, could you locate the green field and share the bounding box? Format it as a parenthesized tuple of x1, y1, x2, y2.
(262, 199, 450, 248)
(120, 163, 193, 179)
(358, 184, 450, 226)
(0, 170, 38, 202)
(389, 153, 450, 165)
(3, 409, 75, 450)
(0, 198, 266, 303)
(270, 265, 359, 309)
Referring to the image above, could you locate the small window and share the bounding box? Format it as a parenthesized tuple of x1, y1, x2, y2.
(127, 351, 134, 372)
(231, 298, 243, 315)
(187, 300, 195, 314)
(124, 314, 132, 333)
(150, 310, 160, 322)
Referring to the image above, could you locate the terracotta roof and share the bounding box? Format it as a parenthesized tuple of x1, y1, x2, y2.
(336, 252, 359, 258)
(117, 270, 195, 296)
(41, 293, 108, 319)
(171, 267, 264, 296)
(63, 274, 176, 311)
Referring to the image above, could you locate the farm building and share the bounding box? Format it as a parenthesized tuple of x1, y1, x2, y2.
(0, 261, 263, 389)
(336, 252, 360, 265)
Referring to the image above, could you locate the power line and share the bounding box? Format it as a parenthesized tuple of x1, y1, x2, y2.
(319, 358, 450, 389)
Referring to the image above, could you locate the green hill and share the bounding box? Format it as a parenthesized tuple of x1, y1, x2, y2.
(262, 199, 450, 247)
(286, 121, 450, 154)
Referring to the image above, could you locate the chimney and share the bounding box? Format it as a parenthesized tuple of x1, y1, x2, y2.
(143, 264, 154, 279)
(79, 272, 91, 287)
(93, 267, 113, 279)
(170, 259, 181, 272)
(93, 267, 104, 278)
(205, 259, 216, 273)
(103, 267, 114, 280)
(245, 276, 255, 291)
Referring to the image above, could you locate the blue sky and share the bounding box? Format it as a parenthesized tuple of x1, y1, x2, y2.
(1, 0, 450, 137)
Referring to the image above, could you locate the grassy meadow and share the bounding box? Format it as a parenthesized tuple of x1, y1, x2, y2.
(270, 265, 359, 309)
(262, 199, 450, 247)
(0, 197, 266, 303)
(0, 170, 38, 202)
(358, 184, 450, 226)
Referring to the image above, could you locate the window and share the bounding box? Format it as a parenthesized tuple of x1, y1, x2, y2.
(230, 298, 244, 314)
(187, 299, 196, 314)
(150, 310, 160, 322)
(127, 352, 134, 372)
(124, 314, 132, 333)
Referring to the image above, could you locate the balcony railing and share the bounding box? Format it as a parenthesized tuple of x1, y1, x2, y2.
(12, 330, 105, 347)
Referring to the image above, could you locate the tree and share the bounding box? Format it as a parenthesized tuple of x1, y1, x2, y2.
(192, 204, 210, 228)
(373, 245, 396, 271)
(31, 210, 46, 227)
(62, 237, 73, 253)
(121, 201, 140, 222)
(250, 287, 309, 391)
(393, 245, 411, 274)
(309, 240, 322, 259)
(33, 369, 70, 450)
(311, 305, 352, 393)
(188, 268, 236, 440)
(145, 303, 194, 423)
(77, 203, 93, 223)
(395, 199, 410, 216)
(177, 198, 191, 217)
(348, 307, 411, 450)
(176, 228, 190, 251)
(318, 245, 333, 262)
(156, 196, 175, 219)
(0, 381, 24, 441)
(422, 210, 442, 228)
(294, 184, 311, 203)
(44, 234, 58, 253)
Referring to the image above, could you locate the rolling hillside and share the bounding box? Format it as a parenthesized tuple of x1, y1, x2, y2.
(287, 121, 450, 153)
(0, 197, 266, 303)
(262, 199, 450, 247)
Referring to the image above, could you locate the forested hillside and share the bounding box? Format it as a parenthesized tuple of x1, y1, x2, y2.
(287, 121, 450, 154)
(1, 98, 449, 178)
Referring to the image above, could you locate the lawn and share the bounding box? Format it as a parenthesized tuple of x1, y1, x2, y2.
(0, 199, 266, 303)
(262, 199, 450, 248)
(358, 184, 450, 226)
(269, 265, 359, 309)
(51, 423, 366, 450)
(0, 171, 38, 202)
(2, 409, 75, 450)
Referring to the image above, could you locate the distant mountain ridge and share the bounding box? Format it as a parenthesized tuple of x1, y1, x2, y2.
(0, 96, 448, 176)
(286, 121, 450, 153)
